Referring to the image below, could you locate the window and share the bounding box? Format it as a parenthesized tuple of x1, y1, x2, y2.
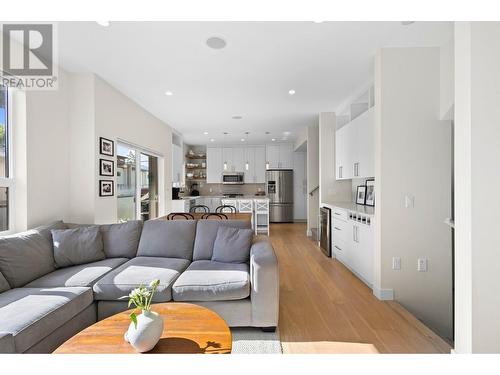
(0, 86, 12, 233)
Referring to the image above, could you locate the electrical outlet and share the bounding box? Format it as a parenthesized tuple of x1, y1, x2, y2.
(209, 187, 213, 193)
(392, 257, 401, 270)
(417, 258, 428, 272)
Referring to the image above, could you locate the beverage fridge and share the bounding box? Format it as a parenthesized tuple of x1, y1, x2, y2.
(266, 169, 294, 223)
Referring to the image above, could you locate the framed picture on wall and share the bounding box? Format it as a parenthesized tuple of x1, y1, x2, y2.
(99, 137, 114, 156)
(356, 185, 367, 205)
(99, 180, 114, 197)
(365, 179, 375, 207)
(99, 159, 114, 176)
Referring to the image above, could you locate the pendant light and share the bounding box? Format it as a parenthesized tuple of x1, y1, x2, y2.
(223, 132, 228, 171)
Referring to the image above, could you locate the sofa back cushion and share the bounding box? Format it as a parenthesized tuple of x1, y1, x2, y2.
(137, 220, 196, 260)
(0, 230, 56, 288)
(211, 226, 254, 263)
(99, 220, 143, 258)
(33, 220, 68, 246)
(52, 226, 105, 267)
(192, 220, 252, 261)
(0, 271, 10, 293)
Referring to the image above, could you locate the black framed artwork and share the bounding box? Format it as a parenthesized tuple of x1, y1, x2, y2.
(99, 137, 114, 156)
(365, 179, 375, 207)
(356, 185, 367, 205)
(99, 159, 114, 176)
(99, 180, 114, 197)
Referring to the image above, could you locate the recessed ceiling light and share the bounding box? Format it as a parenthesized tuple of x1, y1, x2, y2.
(165, 91, 173, 96)
(232, 115, 243, 120)
(203, 131, 209, 135)
(288, 89, 296, 95)
(271, 138, 276, 142)
(210, 138, 215, 142)
(401, 21, 415, 26)
(96, 21, 110, 27)
(206, 36, 227, 49)
(240, 138, 245, 142)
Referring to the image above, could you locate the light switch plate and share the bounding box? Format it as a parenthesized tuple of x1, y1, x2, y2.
(392, 257, 401, 270)
(405, 195, 415, 208)
(417, 258, 428, 272)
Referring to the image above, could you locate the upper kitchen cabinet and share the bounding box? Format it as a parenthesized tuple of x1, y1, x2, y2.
(222, 146, 245, 172)
(335, 86, 375, 180)
(244, 146, 266, 183)
(207, 146, 223, 183)
(172, 143, 183, 184)
(266, 143, 294, 169)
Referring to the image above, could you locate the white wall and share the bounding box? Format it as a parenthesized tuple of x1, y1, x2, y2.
(93, 76, 172, 224)
(293, 151, 307, 221)
(306, 124, 319, 235)
(374, 47, 453, 341)
(20, 70, 72, 228)
(454, 22, 500, 353)
(318, 112, 351, 205)
(440, 37, 455, 120)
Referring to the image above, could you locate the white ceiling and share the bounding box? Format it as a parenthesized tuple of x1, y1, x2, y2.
(56, 21, 453, 145)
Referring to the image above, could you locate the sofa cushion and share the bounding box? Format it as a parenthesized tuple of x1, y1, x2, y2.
(136, 220, 196, 260)
(99, 220, 143, 258)
(93, 257, 190, 302)
(52, 226, 105, 267)
(172, 260, 250, 302)
(25, 258, 128, 288)
(212, 226, 253, 263)
(193, 220, 252, 261)
(0, 287, 93, 353)
(33, 220, 68, 249)
(0, 271, 9, 293)
(0, 230, 56, 288)
(0, 332, 15, 353)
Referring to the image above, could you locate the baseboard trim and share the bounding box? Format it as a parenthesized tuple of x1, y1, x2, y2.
(373, 287, 394, 300)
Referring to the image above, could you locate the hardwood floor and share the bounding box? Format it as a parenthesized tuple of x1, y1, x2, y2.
(267, 223, 451, 354)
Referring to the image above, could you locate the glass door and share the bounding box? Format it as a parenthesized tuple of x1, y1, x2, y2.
(140, 153, 158, 221)
(117, 142, 159, 222)
(117, 144, 137, 222)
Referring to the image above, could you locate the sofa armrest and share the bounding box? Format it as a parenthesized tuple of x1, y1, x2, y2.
(249, 239, 279, 327)
(0, 332, 15, 353)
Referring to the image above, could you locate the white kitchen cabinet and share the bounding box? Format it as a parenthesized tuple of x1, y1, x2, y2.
(265, 145, 280, 169)
(266, 143, 293, 169)
(335, 107, 375, 180)
(232, 147, 245, 172)
(207, 147, 223, 183)
(254, 146, 266, 183)
(244, 146, 266, 183)
(222, 147, 233, 171)
(332, 207, 374, 287)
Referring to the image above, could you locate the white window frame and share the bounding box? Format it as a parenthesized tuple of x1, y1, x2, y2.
(0, 87, 15, 235)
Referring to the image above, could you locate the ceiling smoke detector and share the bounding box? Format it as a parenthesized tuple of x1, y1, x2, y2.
(206, 37, 227, 49)
(401, 21, 415, 26)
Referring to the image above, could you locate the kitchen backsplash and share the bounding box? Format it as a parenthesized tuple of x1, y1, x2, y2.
(190, 183, 266, 196)
(351, 177, 374, 203)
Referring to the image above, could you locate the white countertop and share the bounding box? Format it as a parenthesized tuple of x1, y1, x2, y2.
(321, 201, 375, 216)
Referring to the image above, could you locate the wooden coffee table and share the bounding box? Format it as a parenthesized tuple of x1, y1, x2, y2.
(54, 303, 232, 354)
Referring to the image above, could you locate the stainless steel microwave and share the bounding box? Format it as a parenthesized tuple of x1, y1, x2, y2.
(222, 172, 244, 184)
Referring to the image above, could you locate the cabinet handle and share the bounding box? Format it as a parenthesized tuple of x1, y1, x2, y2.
(334, 245, 342, 251)
(334, 212, 341, 216)
(334, 227, 341, 231)
(339, 166, 343, 178)
(353, 226, 356, 242)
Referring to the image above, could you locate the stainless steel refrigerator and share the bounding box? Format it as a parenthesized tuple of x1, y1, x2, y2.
(266, 169, 294, 222)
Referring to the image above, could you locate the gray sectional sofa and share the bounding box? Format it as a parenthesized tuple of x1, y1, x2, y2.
(0, 219, 279, 353)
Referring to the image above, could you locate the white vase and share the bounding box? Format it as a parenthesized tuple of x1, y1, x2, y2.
(124, 310, 164, 353)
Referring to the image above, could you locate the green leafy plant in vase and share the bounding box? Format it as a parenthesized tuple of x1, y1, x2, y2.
(122, 279, 164, 352)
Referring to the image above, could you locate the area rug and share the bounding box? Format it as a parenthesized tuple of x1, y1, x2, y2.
(230, 327, 283, 354)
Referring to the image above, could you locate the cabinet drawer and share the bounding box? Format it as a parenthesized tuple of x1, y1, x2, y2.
(332, 218, 349, 242)
(332, 207, 348, 221)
